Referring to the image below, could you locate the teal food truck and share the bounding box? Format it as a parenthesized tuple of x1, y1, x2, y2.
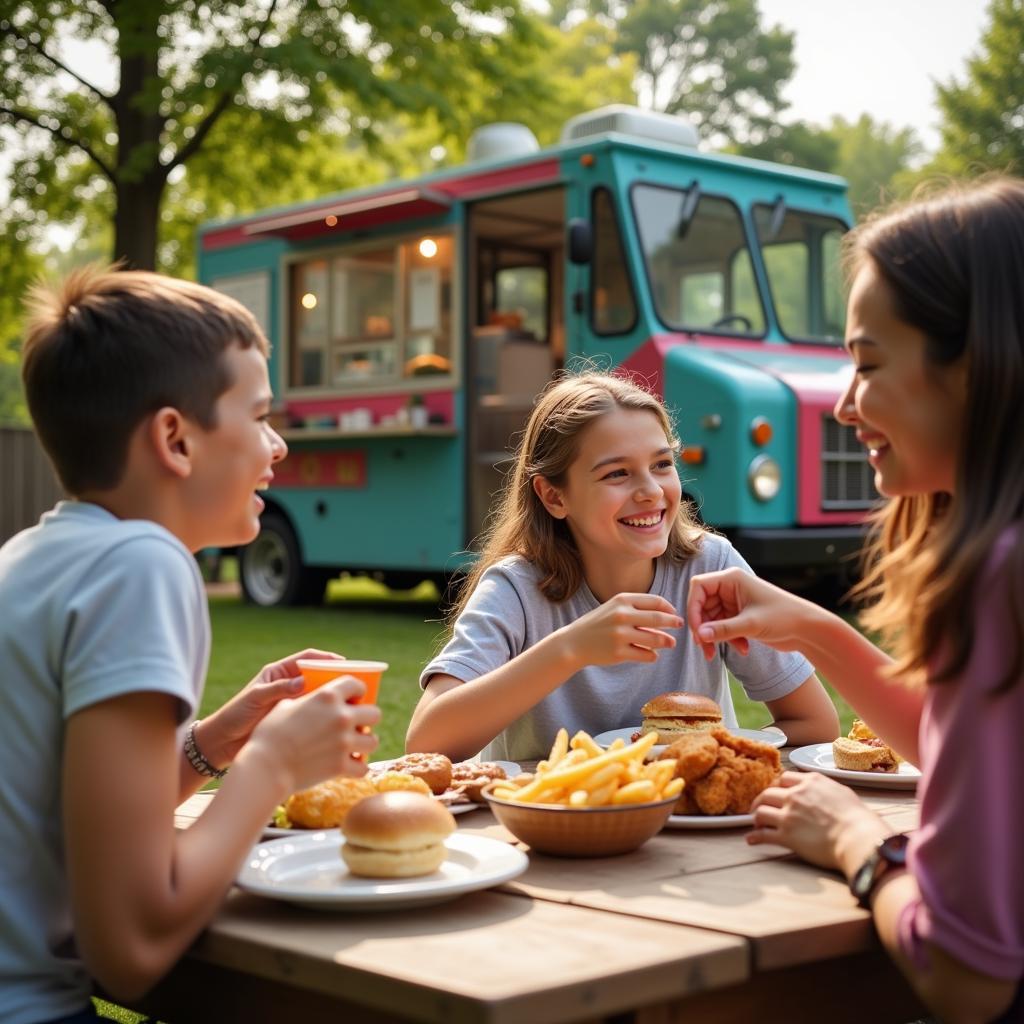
(198, 105, 875, 606)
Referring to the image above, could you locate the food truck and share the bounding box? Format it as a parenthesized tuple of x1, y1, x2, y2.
(198, 104, 875, 606)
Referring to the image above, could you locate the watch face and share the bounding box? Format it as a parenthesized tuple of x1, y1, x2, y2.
(851, 833, 909, 906)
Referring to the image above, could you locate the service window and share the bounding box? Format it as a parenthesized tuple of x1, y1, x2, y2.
(753, 204, 847, 343)
(287, 232, 454, 389)
(632, 184, 765, 336)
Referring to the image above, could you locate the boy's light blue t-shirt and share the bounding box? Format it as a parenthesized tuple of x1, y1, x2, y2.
(0, 501, 207, 1024)
(421, 533, 814, 761)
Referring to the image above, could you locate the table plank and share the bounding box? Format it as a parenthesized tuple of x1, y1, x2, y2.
(132, 890, 747, 1024)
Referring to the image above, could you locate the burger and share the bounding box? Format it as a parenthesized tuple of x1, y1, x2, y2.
(340, 792, 456, 878)
(638, 692, 723, 744)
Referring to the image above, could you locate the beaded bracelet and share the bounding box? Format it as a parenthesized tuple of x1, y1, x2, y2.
(184, 720, 228, 779)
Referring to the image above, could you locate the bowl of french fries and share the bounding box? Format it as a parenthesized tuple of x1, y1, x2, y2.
(481, 728, 682, 857)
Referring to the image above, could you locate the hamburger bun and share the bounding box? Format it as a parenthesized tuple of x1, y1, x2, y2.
(341, 792, 456, 878)
(832, 736, 899, 774)
(639, 692, 722, 743)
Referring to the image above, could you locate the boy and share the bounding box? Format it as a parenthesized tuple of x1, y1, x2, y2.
(0, 266, 380, 1024)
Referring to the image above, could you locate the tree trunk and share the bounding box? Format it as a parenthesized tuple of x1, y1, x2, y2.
(113, 173, 166, 271)
(111, 4, 166, 271)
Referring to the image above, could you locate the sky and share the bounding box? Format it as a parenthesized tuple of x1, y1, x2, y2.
(757, 0, 992, 151)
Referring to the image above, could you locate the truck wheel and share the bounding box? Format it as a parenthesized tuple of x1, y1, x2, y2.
(239, 513, 330, 607)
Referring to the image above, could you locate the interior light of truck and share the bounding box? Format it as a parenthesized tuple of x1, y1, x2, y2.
(300, 292, 318, 310)
(680, 446, 705, 465)
(325, 215, 338, 227)
(418, 238, 438, 258)
(748, 455, 781, 501)
(750, 417, 773, 446)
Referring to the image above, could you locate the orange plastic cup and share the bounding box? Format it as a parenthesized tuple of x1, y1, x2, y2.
(296, 659, 387, 705)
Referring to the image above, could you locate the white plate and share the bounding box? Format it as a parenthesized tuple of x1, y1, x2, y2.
(369, 757, 522, 777)
(238, 830, 528, 911)
(788, 743, 921, 790)
(593, 726, 786, 757)
(664, 812, 754, 830)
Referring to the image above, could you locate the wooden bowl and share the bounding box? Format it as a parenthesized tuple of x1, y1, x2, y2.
(481, 784, 675, 857)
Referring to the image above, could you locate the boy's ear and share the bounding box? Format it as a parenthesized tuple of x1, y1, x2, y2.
(532, 475, 568, 519)
(148, 407, 193, 479)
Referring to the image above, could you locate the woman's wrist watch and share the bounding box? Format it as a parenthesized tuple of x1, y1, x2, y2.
(849, 832, 910, 909)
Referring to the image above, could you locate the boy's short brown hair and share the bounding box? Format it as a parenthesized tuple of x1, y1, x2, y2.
(21, 264, 270, 495)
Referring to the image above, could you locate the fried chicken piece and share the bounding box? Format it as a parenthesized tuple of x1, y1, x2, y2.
(689, 728, 781, 815)
(372, 770, 432, 796)
(284, 775, 377, 829)
(658, 733, 719, 784)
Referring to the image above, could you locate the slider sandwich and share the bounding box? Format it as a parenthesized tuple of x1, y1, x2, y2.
(639, 692, 723, 744)
(341, 792, 456, 878)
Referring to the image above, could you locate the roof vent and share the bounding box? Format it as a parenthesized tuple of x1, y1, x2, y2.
(560, 105, 699, 149)
(467, 123, 540, 163)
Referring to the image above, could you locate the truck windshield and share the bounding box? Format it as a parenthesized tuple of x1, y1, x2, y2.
(632, 184, 765, 337)
(753, 204, 847, 345)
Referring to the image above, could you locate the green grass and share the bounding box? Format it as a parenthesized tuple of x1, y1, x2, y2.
(202, 576, 447, 759)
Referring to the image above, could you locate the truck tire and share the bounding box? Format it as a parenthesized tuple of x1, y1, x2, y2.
(239, 513, 331, 607)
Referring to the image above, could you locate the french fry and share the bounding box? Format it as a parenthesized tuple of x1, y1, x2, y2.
(611, 779, 657, 804)
(569, 731, 604, 758)
(608, 737, 626, 750)
(547, 727, 569, 765)
(585, 781, 619, 806)
(568, 789, 588, 807)
(662, 778, 685, 799)
(578, 762, 624, 793)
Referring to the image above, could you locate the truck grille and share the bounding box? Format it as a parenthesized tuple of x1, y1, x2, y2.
(821, 416, 879, 510)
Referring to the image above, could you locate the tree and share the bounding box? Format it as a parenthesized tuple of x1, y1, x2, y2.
(932, 0, 1024, 175)
(549, 0, 796, 151)
(0, 0, 540, 271)
(826, 115, 922, 218)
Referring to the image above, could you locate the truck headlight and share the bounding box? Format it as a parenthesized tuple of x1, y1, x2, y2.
(748, 454, 781, 501)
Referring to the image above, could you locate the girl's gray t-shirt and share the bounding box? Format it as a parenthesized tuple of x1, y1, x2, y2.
(420, 533, 814, 761)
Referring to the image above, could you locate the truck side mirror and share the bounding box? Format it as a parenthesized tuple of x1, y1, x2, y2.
(567, 219, 593, 264)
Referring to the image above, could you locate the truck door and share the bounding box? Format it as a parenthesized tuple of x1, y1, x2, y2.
(465, 186, 567, 545)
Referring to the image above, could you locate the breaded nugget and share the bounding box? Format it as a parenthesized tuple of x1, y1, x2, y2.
(284, 775, 377, 829)
(389, 752, 453, 794)
(658, 733, 719, 784)
(710, 727, 783, 772)
(372, 770, 432, 796)
(690, 729, 781, 815)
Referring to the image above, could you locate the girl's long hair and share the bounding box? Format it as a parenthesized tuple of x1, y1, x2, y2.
(449, 370, 704, 625)
(850, 176, 1024, 690)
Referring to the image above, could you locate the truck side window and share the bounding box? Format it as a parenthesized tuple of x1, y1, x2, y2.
(632, 184, 765, 336)
(287, 233, 454, 389)
(591, 188, 637, 335)
(753, 205, 847, 343)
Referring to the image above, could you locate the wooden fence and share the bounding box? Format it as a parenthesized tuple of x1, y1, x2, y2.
(0, 427, 63, 544)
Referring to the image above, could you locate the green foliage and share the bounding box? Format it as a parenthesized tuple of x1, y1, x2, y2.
(933, 0, 1024, 175)
(827, 115, 923, 218)
(575, 0, 798, 150)
(0, 0, 543, 270)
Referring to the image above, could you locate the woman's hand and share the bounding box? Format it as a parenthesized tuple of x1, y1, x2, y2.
(686, 568, 817, 660)
(196, 648, 345, 767)
(561, 593, 683, 668)
(747, 770, 889, 871)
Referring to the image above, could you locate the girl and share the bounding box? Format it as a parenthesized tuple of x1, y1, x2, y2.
(686, 177, 1024, 1023)
(407, 371, 838, 762)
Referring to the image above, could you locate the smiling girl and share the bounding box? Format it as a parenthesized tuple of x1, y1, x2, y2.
(406, 371, 838, 762)
(686, 177, 1024, 1023)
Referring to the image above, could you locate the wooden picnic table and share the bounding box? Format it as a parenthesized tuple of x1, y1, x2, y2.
(134, 758, 927, 1024)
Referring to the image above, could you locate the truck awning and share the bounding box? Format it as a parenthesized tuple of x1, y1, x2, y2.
(240, 188, 452, 242)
